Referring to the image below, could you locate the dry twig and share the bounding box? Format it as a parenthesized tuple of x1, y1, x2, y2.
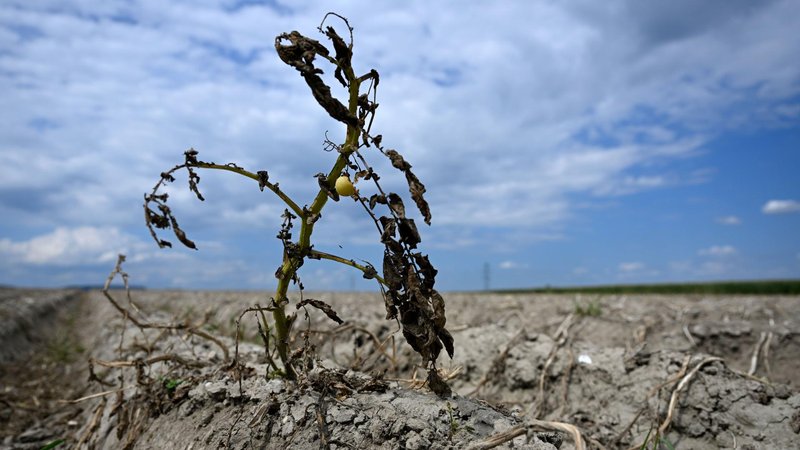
(59, 386, 135, 404)
(103, 254, 230, 362)
(682, 324, 696, 347)
(530, 419, 586, 450)
(529, 313, 575, 417)
(658, 356, 723, 436)
(747, 331, 769, 376)
(464, 425, 526, 450)
(464, 419, 587, 450)
(75, 397, 106, 448)
(762, 331, 774, 380)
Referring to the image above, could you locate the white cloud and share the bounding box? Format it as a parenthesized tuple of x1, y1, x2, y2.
(1, 1, 799, 287)
(572, 267, 588, 275)
(716, 216, 741, 225)
(698, 245, 737, 257)
(619, 262, 645, 272)
(698, 260, 729, 276)
(0, 226, 149, 266)
(499, 261, 526, 270)
(762, 199, 800, 214)
(2, 0, 797, 234)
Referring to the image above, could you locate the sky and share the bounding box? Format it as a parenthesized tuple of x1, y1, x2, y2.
(1, 0, 799, 291)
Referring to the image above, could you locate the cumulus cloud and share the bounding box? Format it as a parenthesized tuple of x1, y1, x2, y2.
(698, 245, 737, 257)
(619, 262, 645, 273)
(499, 261, 526, 270)
(716, 216, 741, 225)
(1, 1, 798, 287)
(762, 200, 800, 214)
(2, 1, 798, 232)
(0, 226, 149, 266)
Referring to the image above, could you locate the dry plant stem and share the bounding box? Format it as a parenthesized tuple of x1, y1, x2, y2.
(76, 397, 106, 448)
(529, 313, 574, 417)
(657, 356, 723, 436)
(60, 386, 136, 404)
(466, 419, 586, 450)
(464, 425, 526, 450)
(616, 355, 692, 448)
(530, 419, 586, 450)
(647, 355, 691, 398)
(682, 324, 696, 347)
(748, 331, 768, 376)
(555, 347, 575, 417)
(763, 331, 773, 380)
(92, 354, 209, 369)
(103, 254, 230, 362)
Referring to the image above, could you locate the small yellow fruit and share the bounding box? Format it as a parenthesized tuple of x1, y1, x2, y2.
(335, 175, 355, 197)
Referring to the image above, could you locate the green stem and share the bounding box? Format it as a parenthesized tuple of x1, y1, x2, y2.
(309, 249, 387, 287)
(271, 68, 363, 379)
(193, 162, 304, 218)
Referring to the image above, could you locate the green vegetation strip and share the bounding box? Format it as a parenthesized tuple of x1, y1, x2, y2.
(494, 280, 800, 295)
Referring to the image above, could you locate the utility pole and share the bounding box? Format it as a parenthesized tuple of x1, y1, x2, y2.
(483, 262, 490, 291)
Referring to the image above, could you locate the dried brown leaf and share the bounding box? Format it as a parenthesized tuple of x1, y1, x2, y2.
(275, 31, 358, 127)
(297, 299, 344, 324)
(398, 218, 420, 249)
(427, 368, 452, 397)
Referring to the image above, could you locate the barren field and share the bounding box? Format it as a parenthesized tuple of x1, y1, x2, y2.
(1, 288, 798, 449)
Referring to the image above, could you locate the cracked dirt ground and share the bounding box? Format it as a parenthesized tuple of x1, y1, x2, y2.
(1, 288, 798, 449)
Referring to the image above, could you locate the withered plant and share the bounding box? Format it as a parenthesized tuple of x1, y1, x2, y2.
(144, 14, 453, 392)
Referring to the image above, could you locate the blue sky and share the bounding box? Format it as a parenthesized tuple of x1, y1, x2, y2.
(1, 0, 799, 291)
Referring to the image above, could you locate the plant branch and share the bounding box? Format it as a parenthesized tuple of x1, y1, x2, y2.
(309, 249, 386, 286)
(192, 162, 304, 218)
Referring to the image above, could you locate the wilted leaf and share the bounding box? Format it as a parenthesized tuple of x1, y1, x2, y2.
(323, 26, 351, 88)
(379, 216, 396, 243)
(438, 328, 454, 359)
(413, 253, 437, 292)
(406, 173, 431, 225)
(184, 149, 199, 164)
(387, 193, 405, 218)
(296, 298, 344, 324)
(145, 208, 169, 229)
(169, 215, 197, 250)
(382, 248, 403, 290)
(369, 194, 386, 210)
(275, 31, 358, 127)
(385, 150, 411, 171)
(257, 170, 269, 191)
(384, 150, 431, 225)
(383, 290, 399, 320)
(427, 368, 452, 398)
(187, 169, 205, 201)
(398, 218, 420, 249)
(430, 290, 446, 329)
(362, 264, 377, 280)
(316, 172, 339, 201)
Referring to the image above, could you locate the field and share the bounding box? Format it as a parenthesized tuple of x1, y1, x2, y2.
(1, 287, 799, 449)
